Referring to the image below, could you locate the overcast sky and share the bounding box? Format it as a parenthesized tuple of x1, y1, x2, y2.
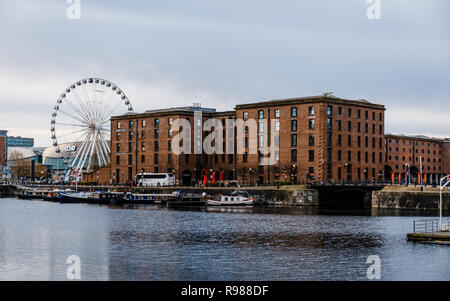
(0, 0, 449, 146)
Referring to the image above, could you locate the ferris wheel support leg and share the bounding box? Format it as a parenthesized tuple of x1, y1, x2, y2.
(86, 130, 99, 172)
(76, 134, 93, 174)
(95, 138, 107, 167)
(99, 136, 110, 165)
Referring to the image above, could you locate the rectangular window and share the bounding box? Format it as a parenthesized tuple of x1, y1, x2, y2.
(338, 107, 342, 115)
(309, 134, 315, 146)
(258, 110, 264, 119)
(275, 121, 280, 131)
(154, 119, 159, 128)
(309, 150, 314, 162)
(141, 155, 145, 164)
(291, 149, 297, 163)
(274, 109, 280, 118)
(291, 120, 297, 131)
(292, 134, 297, 147)
(348, 121, 352, 131)
(142, 120, 146, 127)
(348, 108, 352, 117)
(168, 154, 172, 163)
(291, 107, 297, 117)
(169, 118, 173, 125)
(259, 135, 264, 148)
(327, 105, 332, 116)
(308, 106, 315, 116)
(309, 119, 315, 129)
(243, 112, 248, 120)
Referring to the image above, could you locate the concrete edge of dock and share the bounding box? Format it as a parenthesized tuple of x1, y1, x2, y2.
(406, 231, 450, 242)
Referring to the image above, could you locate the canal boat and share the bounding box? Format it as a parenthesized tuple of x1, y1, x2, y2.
(166, 190, 207, 208)
(113, 192, 175, 206)
(17, 189, 49, 200)
(59, 191, 111, 205)
(59, 191, 92, 204)
(42, 189, 69, 202)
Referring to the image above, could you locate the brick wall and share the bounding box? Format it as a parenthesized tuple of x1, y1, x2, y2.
(443, 141, 450, 175)
(385, 135, 445, 184)
(84, 166, 111, 184)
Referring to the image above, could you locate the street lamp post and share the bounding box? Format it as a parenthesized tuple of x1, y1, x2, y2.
(439, 175, 450, 231)
(405, 163, 410, 186)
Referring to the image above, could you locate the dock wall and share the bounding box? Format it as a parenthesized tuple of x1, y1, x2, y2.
(372, 190, 450, 210)
(0, 185, 16, 197)
(131, 187, 319, 207)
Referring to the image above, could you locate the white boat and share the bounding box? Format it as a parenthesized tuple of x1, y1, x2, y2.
(206, 191, 254, 206)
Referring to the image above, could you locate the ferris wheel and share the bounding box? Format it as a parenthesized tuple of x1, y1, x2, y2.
(51, 78, 133, 179)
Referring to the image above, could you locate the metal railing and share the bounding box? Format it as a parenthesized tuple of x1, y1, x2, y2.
(413, 219, 439, 233)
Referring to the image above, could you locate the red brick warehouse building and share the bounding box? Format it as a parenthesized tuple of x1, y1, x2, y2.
(385, 134, 450, 185)
(110, 94, 403, 186)
(110, 105, 236, 185)
(234, 95, 386, 185)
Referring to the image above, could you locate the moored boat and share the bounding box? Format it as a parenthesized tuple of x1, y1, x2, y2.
(166, 190, 207, 208)
(42, 189, 68, 202)
(17, 189, 49, 200)
(206, 190, 254, 206)
(59, 191, 118, 205)
(59, 191, 92, 204)
(114, 192, 175, 206)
